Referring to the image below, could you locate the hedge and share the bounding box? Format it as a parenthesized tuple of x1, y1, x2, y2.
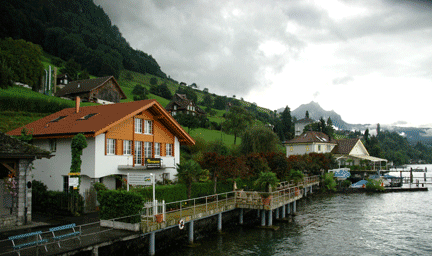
(32, 180, 84, 215)
(98, 190, 144, 223)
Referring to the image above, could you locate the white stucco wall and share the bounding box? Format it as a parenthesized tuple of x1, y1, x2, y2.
(32, 137, 96, 192)
(32, 133, 182, 192)
(286, 143, 336, 157)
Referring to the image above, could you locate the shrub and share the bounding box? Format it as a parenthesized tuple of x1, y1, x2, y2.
(32, 180, 84, 215)
(322, 172, 336, 192)
(365, 179, 385, 192)
(341, 179, 352, 188)
(98, 190, 143, 223)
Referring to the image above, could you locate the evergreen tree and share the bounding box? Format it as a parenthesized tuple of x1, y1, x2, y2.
(280, 106, 294, 140)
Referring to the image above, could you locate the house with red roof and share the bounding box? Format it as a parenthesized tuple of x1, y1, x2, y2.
(56, 76, 127, 104)
(7, 98, 195, 195)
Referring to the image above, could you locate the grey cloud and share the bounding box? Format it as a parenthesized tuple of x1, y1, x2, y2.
(94, 0, 432, 99)
(332, 76, 353, 85)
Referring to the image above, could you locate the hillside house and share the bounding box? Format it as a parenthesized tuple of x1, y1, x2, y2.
(7, 98, 195, 196)
(165, 93, 205, 117)
(294, 117, 315, 136)
(0, 132, 51, 228)
(284, 131, 338, 157)
(55, 76, 127, 104)
(56, 73, 69, 89)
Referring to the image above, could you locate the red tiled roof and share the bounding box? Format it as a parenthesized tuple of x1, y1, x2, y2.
(331, 138, 359, 154)
(6, 100, 195, 145)
(284, 131, 337, 144)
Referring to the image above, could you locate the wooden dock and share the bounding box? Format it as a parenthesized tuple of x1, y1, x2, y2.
(385, 187, 428, 192)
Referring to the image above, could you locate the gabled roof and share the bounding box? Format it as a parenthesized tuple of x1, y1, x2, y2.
(331, 138, 361, 155)
(283, 131, 337, 145)
(6, 100, 195, 145)
(0, 132, 52, 159)
(56, 76, 127, 99)
(165, 94, 205, 114)
(296, 117, 315, 124)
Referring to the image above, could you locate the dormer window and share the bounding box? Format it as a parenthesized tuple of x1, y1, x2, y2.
(173, 105, 177, 110)
(78, 113, 98, 120)
(50, 116, 67, 123)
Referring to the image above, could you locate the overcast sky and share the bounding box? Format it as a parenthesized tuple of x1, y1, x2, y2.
(94, 0, 432, 127)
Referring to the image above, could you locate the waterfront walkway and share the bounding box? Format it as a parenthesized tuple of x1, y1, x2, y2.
(0, 176, 320, 256)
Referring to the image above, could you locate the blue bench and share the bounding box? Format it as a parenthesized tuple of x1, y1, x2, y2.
(9, 231, 48, 255)
(49, 223, 81, 248)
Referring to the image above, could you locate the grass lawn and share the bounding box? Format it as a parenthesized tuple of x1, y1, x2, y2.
(0, 111, 50, 133)
(185, 127, 240, 145)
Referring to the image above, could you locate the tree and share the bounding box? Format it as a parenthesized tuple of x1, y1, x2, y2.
(240, 125, 281, 155)
(223, 106, 253, 145)
(199, 152, 225, 194)
(174, 112, 200, 133)
(0, 59, 14, 89)
(132, 84, 148, 101)
(203, 88, 209, 93)
(78, 69, 90, 80)
(280, 106, 294, 140)
(263, 152, 289, 180)
(61, 59, 81, 81)
(326, 117, 334, 136)
(176, 159, 207, 199)
(305, 111, 310, 118)
(189, 83, 198, 89)
(254, 171, 279, 192)
(150, 77, 158, 85)
(158, 83, 172, 99)
(203, 94, 213, 108)
(0, 38, 44, 89)
(213, 96, 226, 110)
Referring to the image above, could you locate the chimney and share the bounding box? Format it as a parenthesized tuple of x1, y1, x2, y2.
(75, 96, 80, 113)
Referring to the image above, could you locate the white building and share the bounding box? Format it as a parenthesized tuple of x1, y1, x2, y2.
(284, 131, 337, 157)
(294, 117, 315, 137)
(7, 98, 195, 194)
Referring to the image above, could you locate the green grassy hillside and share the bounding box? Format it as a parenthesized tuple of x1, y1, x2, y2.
(0, 53, 264, 146)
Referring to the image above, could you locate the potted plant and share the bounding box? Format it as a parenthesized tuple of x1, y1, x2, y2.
(254, 172, 279, 205)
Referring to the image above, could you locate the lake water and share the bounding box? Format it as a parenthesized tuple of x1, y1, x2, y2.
(164, 165, 432, 256)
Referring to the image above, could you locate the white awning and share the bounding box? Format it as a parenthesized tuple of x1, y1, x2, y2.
(348, 154, 388, 162)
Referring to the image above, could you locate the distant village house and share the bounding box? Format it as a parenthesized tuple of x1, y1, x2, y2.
(165, 93, 205, 117)
(55, 76, 127, 104)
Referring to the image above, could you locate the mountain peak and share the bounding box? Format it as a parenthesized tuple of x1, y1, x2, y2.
(291, 101, 349, 130)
